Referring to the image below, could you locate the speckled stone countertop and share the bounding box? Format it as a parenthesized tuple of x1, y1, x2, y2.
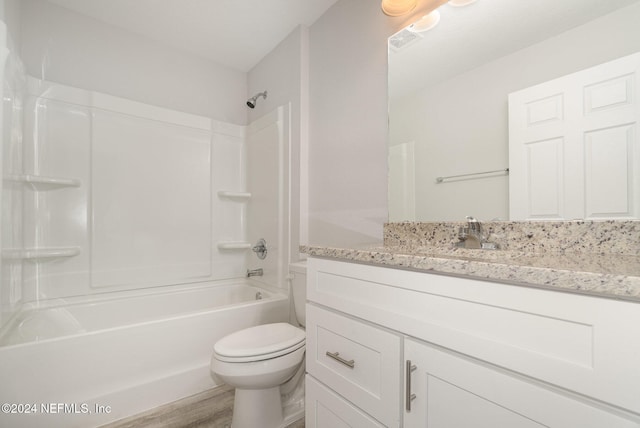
(301, 220, 640, 302)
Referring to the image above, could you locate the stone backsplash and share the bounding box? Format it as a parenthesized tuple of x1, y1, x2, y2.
(384, 220, 640, 255)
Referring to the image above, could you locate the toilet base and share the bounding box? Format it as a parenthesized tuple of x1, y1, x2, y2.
(232, 386, 283, 428)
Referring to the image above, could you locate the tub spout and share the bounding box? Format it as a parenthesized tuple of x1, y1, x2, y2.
(247, 268, 263, 277)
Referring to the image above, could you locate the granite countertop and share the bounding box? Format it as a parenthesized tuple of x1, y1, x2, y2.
(301, 244, 640, 303)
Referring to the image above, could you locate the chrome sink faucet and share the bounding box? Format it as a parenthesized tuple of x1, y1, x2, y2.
(466, 215, 483, 240)
(456, 216, 497, 249)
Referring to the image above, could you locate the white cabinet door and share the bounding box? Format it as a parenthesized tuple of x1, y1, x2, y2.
(509, 52, 640, 220)
(403, 338, 640, 428)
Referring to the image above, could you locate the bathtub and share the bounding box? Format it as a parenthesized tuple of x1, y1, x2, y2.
(0, 279, 289, 427)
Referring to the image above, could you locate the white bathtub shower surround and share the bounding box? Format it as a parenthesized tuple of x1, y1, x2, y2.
(0, 20, 26, 328)
(11, 77, 253, 302)
(0, 280, 289, 428)
(243, 105, 292, 289)
(90, 109, 212, 288)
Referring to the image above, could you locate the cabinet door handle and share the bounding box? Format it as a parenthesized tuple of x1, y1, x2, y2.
(406, 360, 417, 411)
(326, 351, 355, 368)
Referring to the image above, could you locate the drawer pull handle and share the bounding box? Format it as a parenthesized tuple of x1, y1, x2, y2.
(406, 360, 417, 412)
(326, 351, 355, 368)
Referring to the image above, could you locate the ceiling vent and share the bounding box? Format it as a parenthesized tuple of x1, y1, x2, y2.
(389, 28, 423, 52)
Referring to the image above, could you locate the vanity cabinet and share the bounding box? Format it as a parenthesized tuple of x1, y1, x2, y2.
(305, 257, 640, 427)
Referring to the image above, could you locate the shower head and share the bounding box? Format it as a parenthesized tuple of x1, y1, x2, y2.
(246, 91, 267, 109)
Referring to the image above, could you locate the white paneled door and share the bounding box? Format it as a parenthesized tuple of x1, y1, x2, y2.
(509, 52, 640, 220)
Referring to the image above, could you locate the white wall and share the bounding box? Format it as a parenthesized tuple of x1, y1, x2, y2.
(390, 2, 640, 221)
(305, 0, 442, 246)
(19, 0, 247, 124)
(307, 0, 390, 246)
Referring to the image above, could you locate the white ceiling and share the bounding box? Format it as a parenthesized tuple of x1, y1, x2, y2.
(389, 0, 640, 98)
(45, 0, 340, 72)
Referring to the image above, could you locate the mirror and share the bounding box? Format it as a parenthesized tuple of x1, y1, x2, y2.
(388, 0, 640, 221)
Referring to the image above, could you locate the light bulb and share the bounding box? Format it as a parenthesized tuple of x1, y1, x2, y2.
(381, 0, 418, 17)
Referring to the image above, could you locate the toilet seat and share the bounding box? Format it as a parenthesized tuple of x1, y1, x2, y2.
(214, 322, 306, 363)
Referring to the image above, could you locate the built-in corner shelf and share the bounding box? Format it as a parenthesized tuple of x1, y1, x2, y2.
(2, 247, 81, 260)
(217, 241, 252, 250)
(4, 174, 82, 190)
(217, 190, 251, 200)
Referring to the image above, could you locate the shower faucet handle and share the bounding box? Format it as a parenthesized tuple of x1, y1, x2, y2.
(252, 238, 268, 259)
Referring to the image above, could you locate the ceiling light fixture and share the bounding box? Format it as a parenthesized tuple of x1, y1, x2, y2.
(408, 10, 441, 32)
(381, 0, 418, 17)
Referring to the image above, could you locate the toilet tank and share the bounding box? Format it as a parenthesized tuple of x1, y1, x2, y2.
(289, 262, 307, 327)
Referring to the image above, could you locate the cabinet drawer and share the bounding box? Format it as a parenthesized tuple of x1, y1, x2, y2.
(306, 304, 400, 428)
(306, 375, 385, 428)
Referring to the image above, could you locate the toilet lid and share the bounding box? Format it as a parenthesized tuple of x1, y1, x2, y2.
(214, 323, 305, 361)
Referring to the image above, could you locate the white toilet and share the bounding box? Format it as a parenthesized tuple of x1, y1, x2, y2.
(210, 262, 307, 428)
